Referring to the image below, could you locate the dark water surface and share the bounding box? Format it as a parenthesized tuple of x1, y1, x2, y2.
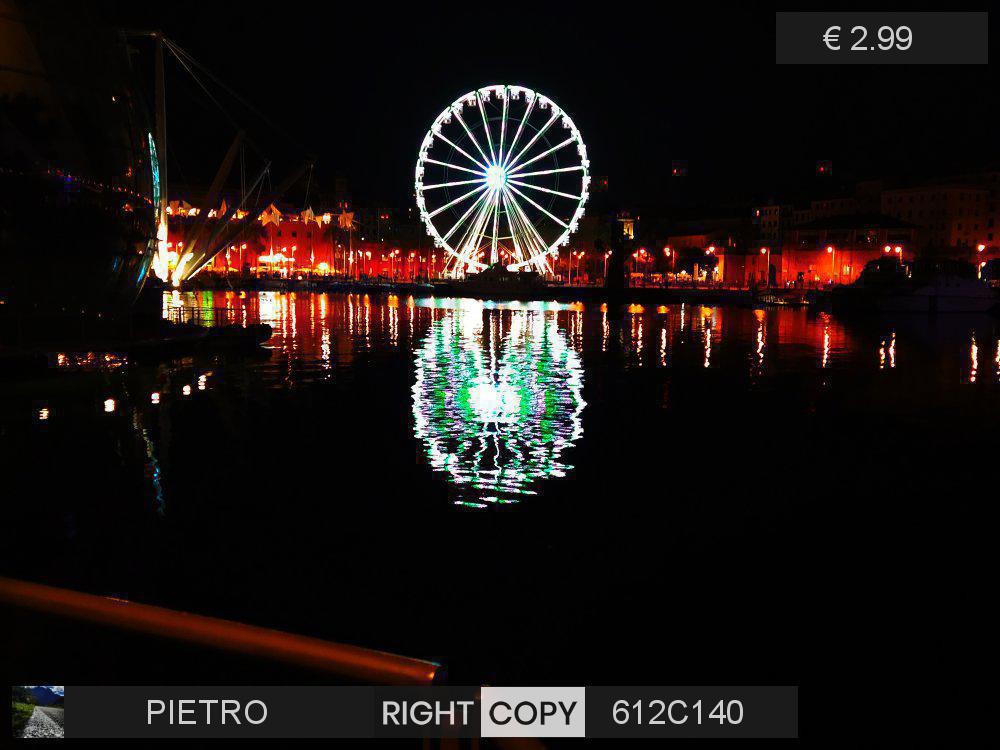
(2, 291, 996, 688)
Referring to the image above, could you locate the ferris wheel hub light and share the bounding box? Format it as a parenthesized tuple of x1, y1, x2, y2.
(486, 164, 507, 190)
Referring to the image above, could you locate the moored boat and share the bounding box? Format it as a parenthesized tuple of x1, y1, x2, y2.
(0, 1, 157, 311)
(831, 257, 997, 314)
(446, 264, 550, 300)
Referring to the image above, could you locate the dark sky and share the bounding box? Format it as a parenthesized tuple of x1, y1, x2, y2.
(97, 2, 997, 213)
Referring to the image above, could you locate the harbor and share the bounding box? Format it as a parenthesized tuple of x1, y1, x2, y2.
(4, 288, 998, 686)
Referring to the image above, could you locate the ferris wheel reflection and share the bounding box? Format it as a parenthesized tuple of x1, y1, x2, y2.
(411, 299, 585, 506)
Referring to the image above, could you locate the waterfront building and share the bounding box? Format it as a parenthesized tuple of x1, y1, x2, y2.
(779, 214, 918, 287)
(744, 173, 1000, 285)
(881, 183, 992, 253)
(752, 203, 795, 246)
(161, 196, 441, 280)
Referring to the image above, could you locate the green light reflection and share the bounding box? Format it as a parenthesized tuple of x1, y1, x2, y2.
(412, 302, 585, 506)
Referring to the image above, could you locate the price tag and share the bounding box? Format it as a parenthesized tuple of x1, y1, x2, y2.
(776, 12, 987, 64)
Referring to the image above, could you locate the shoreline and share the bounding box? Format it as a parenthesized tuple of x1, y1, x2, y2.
(179, 276, 763, 307)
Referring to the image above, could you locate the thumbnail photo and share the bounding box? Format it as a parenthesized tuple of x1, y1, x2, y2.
(11, 687, 64, 739)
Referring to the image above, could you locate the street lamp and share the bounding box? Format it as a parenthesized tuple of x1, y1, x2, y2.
(634, 247, 648, 284)
(663, 246, 675, 276)
(826, 245, 836, 285)
(760, 247, 770, 287)
(570, 250, 585, 284)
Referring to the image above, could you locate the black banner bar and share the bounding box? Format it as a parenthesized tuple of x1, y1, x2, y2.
(58, 685, 797, 739)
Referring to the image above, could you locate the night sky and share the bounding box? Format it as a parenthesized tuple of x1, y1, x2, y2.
(97, 2, 997, 213)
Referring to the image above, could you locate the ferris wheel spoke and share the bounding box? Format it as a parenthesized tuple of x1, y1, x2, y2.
(458, 192, 495, 269)
(516, 238, 552, 273)
(455, 197, 485, 252)
(507, 137, 576, 175)
(421, 177, 486, 191)
(504, 192, 529, 263)
(508, 179, 582, 201)
(423, 157, 485, 177)
(515, 222, 546, 269)
(506, 183, 569, 229)
(475, 91, 497, 164)
(454, 110, 492, 167)
(512, 195, 547, 252)
(442, 188, 492, 241)
(433, 131, 489, 172)
(501, 95, 535, 170)
(474, 191, 499, 258)
(443, 190, 490, 241)
(454, 189, 494, 257)
(426, 182, 488, 219)
(497, 91, 509, 165)
(511, 165, 584, 179)
(449, 194, 494, 260)
(501, 192, 525, 264)
(490, 188, 501, 263)
(505, 109, 559, 172)
(506, 190, 551, 264)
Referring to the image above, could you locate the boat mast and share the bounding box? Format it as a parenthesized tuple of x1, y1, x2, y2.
(154, 32, 170, 281)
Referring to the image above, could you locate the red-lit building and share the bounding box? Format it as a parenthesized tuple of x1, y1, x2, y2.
(777, 214, 919, 287)
(163, 199, 441, 280)
(663, 231, 729, 283)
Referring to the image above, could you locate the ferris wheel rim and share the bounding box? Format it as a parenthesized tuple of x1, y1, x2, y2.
(415, 84, 590, 276)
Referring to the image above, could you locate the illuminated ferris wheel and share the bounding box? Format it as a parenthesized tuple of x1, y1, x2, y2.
(415, 85, 590, 278)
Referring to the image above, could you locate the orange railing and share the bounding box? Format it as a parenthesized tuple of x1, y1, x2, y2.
(0, 575, 440, 685)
